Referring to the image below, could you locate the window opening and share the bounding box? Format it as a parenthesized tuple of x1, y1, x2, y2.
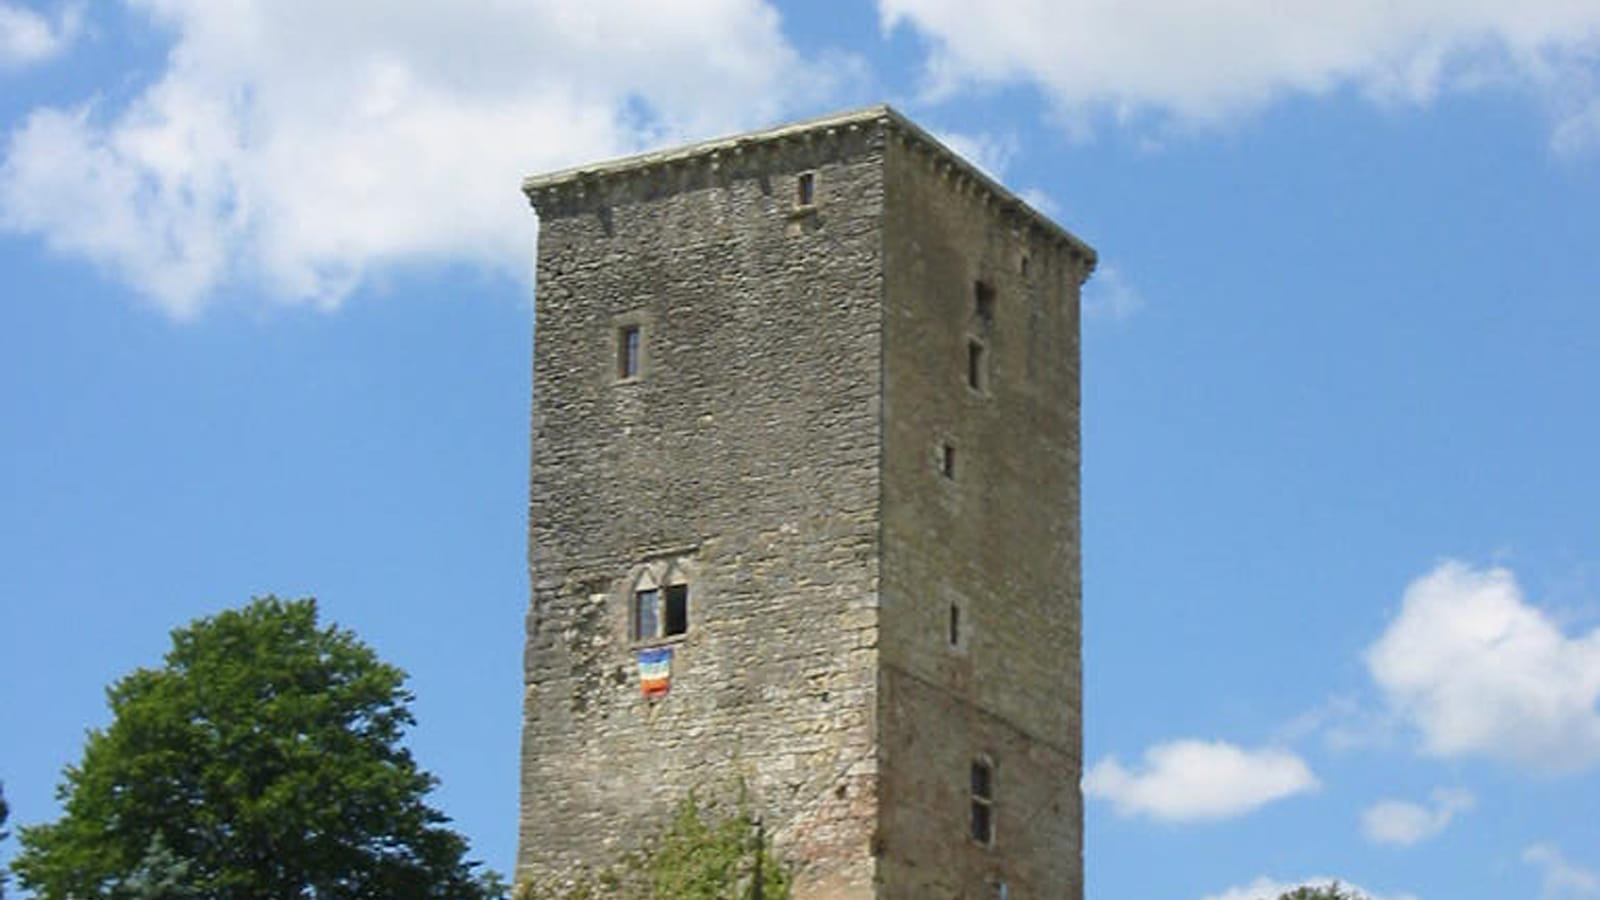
(971, 758, 994, 845)
(633, 585, 689, 641)
(941, 443, 956, 479)
(1020, 255, 1030, 277)
(949, 604, 961, 646)
(797, 171, 816, 206)
(967, 340, 985, 391)
(975, 280, 995, 322)
(663, 584, 689, 637)
(618, 325, 641, 380)
(632, 588, 659, 641)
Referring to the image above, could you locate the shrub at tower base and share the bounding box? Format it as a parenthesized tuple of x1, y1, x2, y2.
(517, 795, 791, 900)
(10, 597, 503, 899)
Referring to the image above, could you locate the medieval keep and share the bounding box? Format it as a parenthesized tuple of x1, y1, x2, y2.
(518, 106, 1095, 899)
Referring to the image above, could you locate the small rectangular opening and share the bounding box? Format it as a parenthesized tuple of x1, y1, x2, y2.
(940, 443, 956, 479)
(975, 280, 995, 322)
(949, 604, 960, 646)
(970, 799, 992, 844)
(970, 758, 994, 845)
(967, 340, 985, 391)
(797, 171, 816, 206)
(633, 588, 659, 640)
(663, 584, 689, 637)
(618, 325, 641, 380)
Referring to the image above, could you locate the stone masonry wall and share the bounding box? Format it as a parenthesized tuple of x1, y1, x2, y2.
(519, 126, 887, 897)
(876, 132, 1087, 899)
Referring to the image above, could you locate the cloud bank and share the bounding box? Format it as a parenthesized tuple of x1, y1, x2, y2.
(1367, 560, 1600, 773)
(879, 0, 1600, 143)
(0, 0, 829, 316)
(1084, 739, 1317, 821)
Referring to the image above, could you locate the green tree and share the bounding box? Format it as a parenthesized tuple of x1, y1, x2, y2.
(12, 597, 502, 899)
(113, 833, 200, 900)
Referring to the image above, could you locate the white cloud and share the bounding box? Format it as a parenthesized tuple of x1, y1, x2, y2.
(1524, 844, 1600, 897)
(878, 0, 1600, 140)
(1275, 693, 1392, 752)
(0, 0, 834, 317)
(1366, 560, 1600, 773)
(1553, 96, 1600, 157)
(1084, 739, 1317, 822)
(930, 127, 1017, 181)
(1017, 187, 1058, 218)
(1082, 263, 1143, 321)
(1204, 876, 1417, 900)
(0, 1, 79, 68)
(1361, 788, 1474, 846)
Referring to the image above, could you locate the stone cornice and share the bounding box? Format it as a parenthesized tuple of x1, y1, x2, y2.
(522, 105, 1097, 280)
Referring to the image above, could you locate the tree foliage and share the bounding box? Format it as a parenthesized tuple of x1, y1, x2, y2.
(11, 597, 500, 899)
(518, 794, 790, 900)
(115, 834, 201, 900)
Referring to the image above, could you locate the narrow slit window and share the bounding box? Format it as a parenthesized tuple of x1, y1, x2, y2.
(618, 325, 641, 380)
(967, 340, 985, 391)
(663, 584, 689, 637)
(949, 604, 961, 646)
(975, 280, 995, 322)
(633, 588, 659, 641)
(797, 171, 816, 206)
(970, 759, 995, 845)
(941, 443, 956, 479)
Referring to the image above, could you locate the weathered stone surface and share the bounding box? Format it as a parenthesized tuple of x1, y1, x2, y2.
(519, 106, 1093, 900)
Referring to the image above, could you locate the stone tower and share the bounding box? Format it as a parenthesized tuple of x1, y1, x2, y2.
(519, 106, 1094, 899)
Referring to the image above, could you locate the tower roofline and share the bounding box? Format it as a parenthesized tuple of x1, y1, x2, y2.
(521, 104, 1096, 277)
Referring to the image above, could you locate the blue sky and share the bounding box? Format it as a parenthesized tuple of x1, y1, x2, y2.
(2, 1, 1599, 897)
